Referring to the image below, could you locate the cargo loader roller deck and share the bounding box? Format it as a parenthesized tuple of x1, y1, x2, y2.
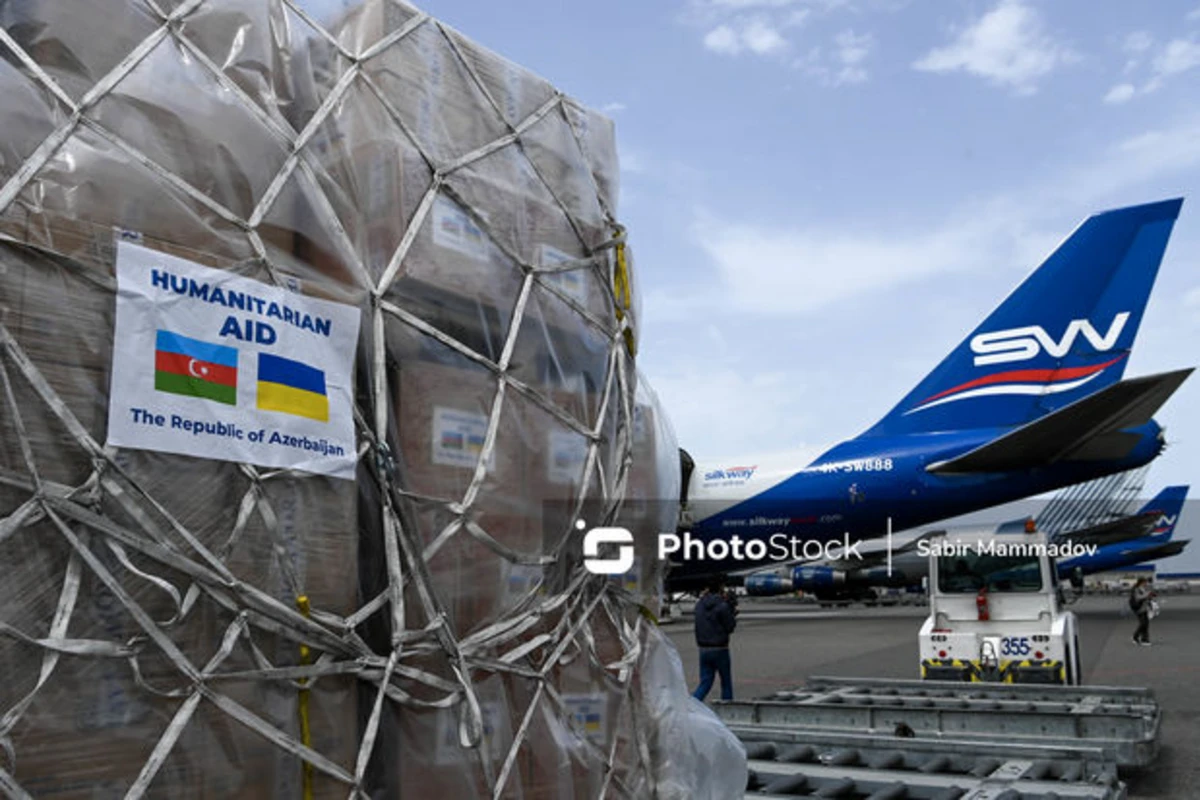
(711, 524, 1164, 798)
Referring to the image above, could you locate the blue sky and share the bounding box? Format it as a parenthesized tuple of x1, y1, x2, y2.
(418, 0, 1200, 571)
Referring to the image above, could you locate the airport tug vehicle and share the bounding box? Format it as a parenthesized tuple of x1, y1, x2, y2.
(919, 522, 1082, 684)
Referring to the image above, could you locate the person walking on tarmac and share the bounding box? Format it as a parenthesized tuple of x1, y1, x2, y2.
(1130, 577, 1157, 646)
(692, 575, 738, 701)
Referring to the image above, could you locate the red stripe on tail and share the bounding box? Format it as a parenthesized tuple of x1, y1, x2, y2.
(920, 355, 1126, 404)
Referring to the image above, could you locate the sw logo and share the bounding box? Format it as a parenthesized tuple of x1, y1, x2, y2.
(971, 312, 1129, 367)
(1152, 513, 1178, 534)
(906, 311, 1134, 414)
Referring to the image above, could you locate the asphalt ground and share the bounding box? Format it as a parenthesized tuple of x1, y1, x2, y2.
(662, 593, 1200, 799)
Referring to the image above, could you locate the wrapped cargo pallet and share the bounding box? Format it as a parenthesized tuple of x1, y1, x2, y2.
(0, 0, 747, 797)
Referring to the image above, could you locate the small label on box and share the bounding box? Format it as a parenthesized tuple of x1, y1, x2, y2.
(433, 406, 494, 470)
(563, 693, 608, 747)
(547, 429, 588, 485)
(505, 562, 545, 600)
(614, 555, 642, 595)
(538, 244, 588, 305)
(432, 195, 489, 261)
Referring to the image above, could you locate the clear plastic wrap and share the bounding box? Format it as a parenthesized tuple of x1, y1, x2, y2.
(636, 624, 749, 800)
(0, 0, 738, 797)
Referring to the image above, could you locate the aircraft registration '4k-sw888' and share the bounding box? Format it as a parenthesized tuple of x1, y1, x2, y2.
(670, 198, 1193, 591)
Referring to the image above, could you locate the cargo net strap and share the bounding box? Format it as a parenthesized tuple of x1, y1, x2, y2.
(0, 2, 658, 798)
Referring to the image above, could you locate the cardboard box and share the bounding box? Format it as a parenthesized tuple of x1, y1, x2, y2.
(391, 356, 539, 636)
(297, 2, 615, 326)
(2, 451, 361, 798)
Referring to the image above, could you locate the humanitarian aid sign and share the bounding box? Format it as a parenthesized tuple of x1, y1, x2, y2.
(106, 241, 361, 479)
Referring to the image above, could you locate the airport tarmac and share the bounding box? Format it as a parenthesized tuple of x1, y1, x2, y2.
(663, 593, 1200, 799)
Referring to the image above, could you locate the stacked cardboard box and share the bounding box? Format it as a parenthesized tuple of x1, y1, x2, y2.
(0, 1, 697, 797)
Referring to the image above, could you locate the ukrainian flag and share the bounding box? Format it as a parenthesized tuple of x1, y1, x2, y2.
(257, 353, 329, 422)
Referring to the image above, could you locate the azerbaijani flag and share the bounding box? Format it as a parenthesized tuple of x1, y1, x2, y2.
(155, 330, 238, 405)
(257, 352, 329, 422)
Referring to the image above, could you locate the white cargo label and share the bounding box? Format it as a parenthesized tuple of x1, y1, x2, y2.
(432, 195, 489, 260)
(538, 243, 587, 304)
(106, 241, 361, 480)
(547, 429, 588, 485)
(432, 406, 494, 470)
(563, 693, 608, 747)
(505, 562, 545, 600)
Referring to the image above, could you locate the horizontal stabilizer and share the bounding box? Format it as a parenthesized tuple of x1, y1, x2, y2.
(1123, 539, 1189, 562)
(928, 368, 1193, 474)
(1053, 510, 1160, 548)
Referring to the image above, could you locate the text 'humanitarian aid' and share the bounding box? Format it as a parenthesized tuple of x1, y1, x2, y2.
(106, 241, 361, 479)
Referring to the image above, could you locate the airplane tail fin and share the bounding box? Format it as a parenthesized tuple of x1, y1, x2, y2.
(863, 198, 1183, 437)
(1138, 485, 1188, 539)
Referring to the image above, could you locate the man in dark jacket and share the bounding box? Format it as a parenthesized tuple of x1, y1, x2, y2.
(692, 575, 738, 701)
(1130, 577, 1156, 645)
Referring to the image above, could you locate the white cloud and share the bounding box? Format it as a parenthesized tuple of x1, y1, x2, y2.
(687, 0, 852, 65)
(784, 9, 812, 27)
(704, 24, 743, 54)
(682, 114, 1200, 318)
(792, 30, 876, 86)
(1125, 31, 1153, 53)
(1108, 34, 1200, 101)
(1104, 83, 1136, 104)
(743, 18, 788, 53)
(706, 0, 797, 9)
(1185, 287, 1200, 308)
(833, 29, 874, 83)
(684, 0, 884, 89)
(692, 213, 986, 315)
(1120, 31, 1153, 74)
(912, 0, 1077, 95)
(601, 101, 627, 114)
(703, 17, 787, 56)
(1188, 5, 1200, 21)
(1108, 117, 1200, 174)
(646, 362, 829, 463)
(620, 149, 646, 174)
(836, 30, 872, 64)
(1148, 37, 1200, 82)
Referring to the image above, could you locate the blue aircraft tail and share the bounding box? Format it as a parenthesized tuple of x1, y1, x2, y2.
(1139, 485, 1188, 539)
(863, 198, 1183, 437)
